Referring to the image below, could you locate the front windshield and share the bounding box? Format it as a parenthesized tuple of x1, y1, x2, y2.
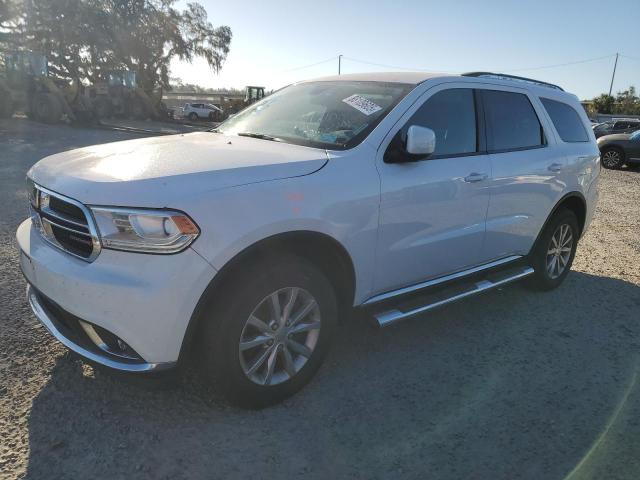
(217, 81, 413, 149)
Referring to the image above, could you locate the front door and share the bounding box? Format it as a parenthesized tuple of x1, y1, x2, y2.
(373, 86, 491, 295)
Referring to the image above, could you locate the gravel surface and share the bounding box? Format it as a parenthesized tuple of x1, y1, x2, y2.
(1, 118, 639, 480)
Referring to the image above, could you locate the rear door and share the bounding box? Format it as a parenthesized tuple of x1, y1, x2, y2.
(479, 87, 565, 260)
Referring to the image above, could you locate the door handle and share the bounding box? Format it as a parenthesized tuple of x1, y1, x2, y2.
(463, 172, 488, 183)
(548, 163, 563, 172)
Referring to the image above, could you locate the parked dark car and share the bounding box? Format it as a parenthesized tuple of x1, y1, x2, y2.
(593, 119, 640, 138)
(597, 130, 640, 169)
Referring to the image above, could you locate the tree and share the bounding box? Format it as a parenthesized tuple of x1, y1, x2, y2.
(592, 94, 614, 114)
(613, 86, 640, 115)
(0, 0, 231, 93)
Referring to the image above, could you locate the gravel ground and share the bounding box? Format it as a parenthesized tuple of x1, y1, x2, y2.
(1, 118, 639, 480)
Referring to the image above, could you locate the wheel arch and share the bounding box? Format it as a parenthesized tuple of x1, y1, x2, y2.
(530, 191, 587, 256)
(179, 230, 356, 361)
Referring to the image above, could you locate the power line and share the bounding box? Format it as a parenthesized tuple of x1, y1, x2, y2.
(620, 54, 640, 62)
(276, 52, 637, 83)
(502, 54, 616, 72)
(341, 56, 441, 73)
(341, 54, 619, 75)
(278, 56, 337, 73)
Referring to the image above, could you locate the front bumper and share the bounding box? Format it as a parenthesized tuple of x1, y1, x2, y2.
(17, 218, 217, 367)
(26, 285, 170, 372)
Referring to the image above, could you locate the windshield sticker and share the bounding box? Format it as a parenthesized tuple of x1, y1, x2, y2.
(342, 94, 382, 116)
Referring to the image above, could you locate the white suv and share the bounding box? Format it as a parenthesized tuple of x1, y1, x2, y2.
(18, 72, 600, 407)
(182, 102, 221, 121)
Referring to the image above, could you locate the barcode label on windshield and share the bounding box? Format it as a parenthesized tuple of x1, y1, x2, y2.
(342, 95, 382, 116)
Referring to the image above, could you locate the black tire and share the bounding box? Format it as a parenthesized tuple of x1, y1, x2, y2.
(198, 254, 338, 408)
(33, 93, 62, 124)
(0, 93, 13, 118)
(93, 97, 112, 120)
(188, 112, 198, 121)
(527, 208, 579, 291)
(127, 98, 146, 119)
(601, 147, 625, 169)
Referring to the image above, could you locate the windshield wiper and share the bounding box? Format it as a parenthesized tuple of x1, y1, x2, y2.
(236, 132, 281, 142)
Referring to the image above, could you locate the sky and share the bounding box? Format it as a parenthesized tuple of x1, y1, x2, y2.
(171, 0, 640, 100)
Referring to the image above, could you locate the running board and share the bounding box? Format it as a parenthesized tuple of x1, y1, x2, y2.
(373, 265, 534, 327)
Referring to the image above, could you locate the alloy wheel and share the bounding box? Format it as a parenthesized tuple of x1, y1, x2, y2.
(546, 223, 573, 279)
(602, 150, 621, 168)
(239, 287, 321, 386)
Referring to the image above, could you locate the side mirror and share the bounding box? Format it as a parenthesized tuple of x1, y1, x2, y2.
(406, 125, 436, 157)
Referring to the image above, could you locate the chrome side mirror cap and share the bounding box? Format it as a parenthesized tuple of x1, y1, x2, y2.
(406, 125, 436, 157)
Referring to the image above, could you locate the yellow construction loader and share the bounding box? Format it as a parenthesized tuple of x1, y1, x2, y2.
(88, 70, 169, 120)
(0, 51, 93, 123)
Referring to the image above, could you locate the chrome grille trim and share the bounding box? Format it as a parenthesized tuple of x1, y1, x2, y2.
(30, 183, 102, 262)
(41, 216, 91, 237)
(40, 205, 90, 229)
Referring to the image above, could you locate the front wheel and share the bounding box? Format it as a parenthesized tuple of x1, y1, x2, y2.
(527, 208, 579, 291)
(199, 255, 338, 408)
(188, 112, 198, 121)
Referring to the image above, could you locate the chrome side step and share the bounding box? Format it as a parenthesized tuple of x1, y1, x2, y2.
(363, 255, 522, 306)
(373, 265, 534, 327)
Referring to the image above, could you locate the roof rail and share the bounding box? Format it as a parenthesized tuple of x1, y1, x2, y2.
(461, 72, 564, 91)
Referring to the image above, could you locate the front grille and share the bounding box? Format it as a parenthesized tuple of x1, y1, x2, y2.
(30, 183, 101, 262)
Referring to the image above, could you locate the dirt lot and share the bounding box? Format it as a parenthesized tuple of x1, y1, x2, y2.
(1, 118, 639, 480)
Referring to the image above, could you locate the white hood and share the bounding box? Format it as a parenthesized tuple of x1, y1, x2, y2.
(28, 132, 328, 207)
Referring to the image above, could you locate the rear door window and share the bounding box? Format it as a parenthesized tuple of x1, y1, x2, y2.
(540, 98, 589, 142)
(481, 90, 544, 152)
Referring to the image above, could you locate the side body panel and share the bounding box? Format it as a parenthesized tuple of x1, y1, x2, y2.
(372, 82, 492, 295)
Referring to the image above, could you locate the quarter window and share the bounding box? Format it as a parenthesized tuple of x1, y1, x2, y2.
(482, 90, 544, 152)
(540, 98, 589, 142)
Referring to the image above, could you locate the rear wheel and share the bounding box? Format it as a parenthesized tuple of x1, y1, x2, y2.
(198, 255, 338, 408)
(527, 209, 579, 291)
(601, 147, 625, 169)
(33, 93, 62, 124)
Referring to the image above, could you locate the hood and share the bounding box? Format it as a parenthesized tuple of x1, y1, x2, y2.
(28, 132, 328, 207)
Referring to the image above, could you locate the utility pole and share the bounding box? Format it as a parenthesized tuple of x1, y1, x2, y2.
(338, 54, 342, 75)
(609, 53, 619, 96)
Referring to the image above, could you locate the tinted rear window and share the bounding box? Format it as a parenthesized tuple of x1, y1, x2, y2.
(482, 90, 544, 152)
(540, 98, 589, 142)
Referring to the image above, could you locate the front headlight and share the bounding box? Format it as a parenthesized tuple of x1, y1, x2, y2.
(90, 207, 200, 254)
